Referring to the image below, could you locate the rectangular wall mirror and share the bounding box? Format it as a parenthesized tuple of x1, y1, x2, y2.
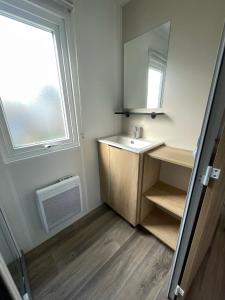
(124, 21, 171, 110)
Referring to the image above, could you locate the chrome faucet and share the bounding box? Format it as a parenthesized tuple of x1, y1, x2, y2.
(134, 126, 142, 139)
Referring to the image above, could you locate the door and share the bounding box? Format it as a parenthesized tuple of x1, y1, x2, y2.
(186, 200, 225, 299)
(168, 26, 225, 299)
(0, 208, 25, 298)
(109, 146, 140, 226)
(178, 118, 225, 298)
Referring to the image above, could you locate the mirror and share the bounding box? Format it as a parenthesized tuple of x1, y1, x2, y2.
(124, 22, 171, 110)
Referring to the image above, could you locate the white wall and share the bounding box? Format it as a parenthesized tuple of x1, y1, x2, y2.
(0, 0, 122, 252)
(73, 0, 122, 210)
(122, 0, 225, 150)
(0, 149, 87, 252)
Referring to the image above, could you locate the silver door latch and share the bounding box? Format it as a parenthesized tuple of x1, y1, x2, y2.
(201, 166, 221, 186)
(175, 285, 185, 297)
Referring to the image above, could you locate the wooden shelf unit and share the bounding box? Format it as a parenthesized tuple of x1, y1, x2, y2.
(144, 181, 186, 219)
(141, 208, 180, 250)
(148, 146, 194, 169)
(140, 145, 193, 251)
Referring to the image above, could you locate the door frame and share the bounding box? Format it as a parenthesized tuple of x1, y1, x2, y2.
(0, 253, 22, 300)
(168, 25, 225, 299)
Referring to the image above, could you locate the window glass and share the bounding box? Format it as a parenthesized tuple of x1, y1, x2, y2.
(0, 14, 68, 148)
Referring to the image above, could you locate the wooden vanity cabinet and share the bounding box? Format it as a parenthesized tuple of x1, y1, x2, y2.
(98, 143, 110, 202)
(98, 143, 141, 226)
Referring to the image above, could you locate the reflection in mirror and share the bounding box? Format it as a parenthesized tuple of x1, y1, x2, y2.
(124, 22, 171, 110)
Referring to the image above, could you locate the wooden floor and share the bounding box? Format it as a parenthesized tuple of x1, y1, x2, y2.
(26, 205, 173, 300)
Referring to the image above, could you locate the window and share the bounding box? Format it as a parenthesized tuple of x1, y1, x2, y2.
(0, 1, 79, 162)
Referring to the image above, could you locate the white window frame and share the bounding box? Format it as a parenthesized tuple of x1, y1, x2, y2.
(0, 0, 80, 163)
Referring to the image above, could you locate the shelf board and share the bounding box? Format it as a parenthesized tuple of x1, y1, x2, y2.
(148, 146, 194, 169)
(144, 182, 186, 219)
(141, 208, 180, 250)
(114, 111, 165, 119)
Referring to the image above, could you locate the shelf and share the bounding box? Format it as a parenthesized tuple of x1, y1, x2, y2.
(114, 111, 165, 119)
(148, 146, 194, 169)
(144, 182, 186, 219)
(141, 208, 180, 250)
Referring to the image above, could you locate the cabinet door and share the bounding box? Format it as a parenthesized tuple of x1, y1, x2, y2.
(98, 143, 110, 203)
(109, 146, 139, 226)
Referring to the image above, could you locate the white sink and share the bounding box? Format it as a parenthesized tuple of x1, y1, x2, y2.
(98, 135, 163, 153)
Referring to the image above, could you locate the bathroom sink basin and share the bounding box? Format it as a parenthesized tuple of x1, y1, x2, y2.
(98, 135, 163, 153)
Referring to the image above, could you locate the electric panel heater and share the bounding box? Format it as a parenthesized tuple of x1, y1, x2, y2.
(36, 176, 82, 233)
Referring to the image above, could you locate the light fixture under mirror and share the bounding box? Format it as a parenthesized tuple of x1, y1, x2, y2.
(124, 21, 171, 110)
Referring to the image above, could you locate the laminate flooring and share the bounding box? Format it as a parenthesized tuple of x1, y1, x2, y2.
(26, 205, 173, 300)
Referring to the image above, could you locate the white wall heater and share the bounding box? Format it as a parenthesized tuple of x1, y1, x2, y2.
(36, 176, 82, 233)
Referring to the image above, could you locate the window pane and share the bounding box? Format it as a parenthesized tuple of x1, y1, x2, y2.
(0, 15, 68, 148)
(147, 68, 163, 109)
